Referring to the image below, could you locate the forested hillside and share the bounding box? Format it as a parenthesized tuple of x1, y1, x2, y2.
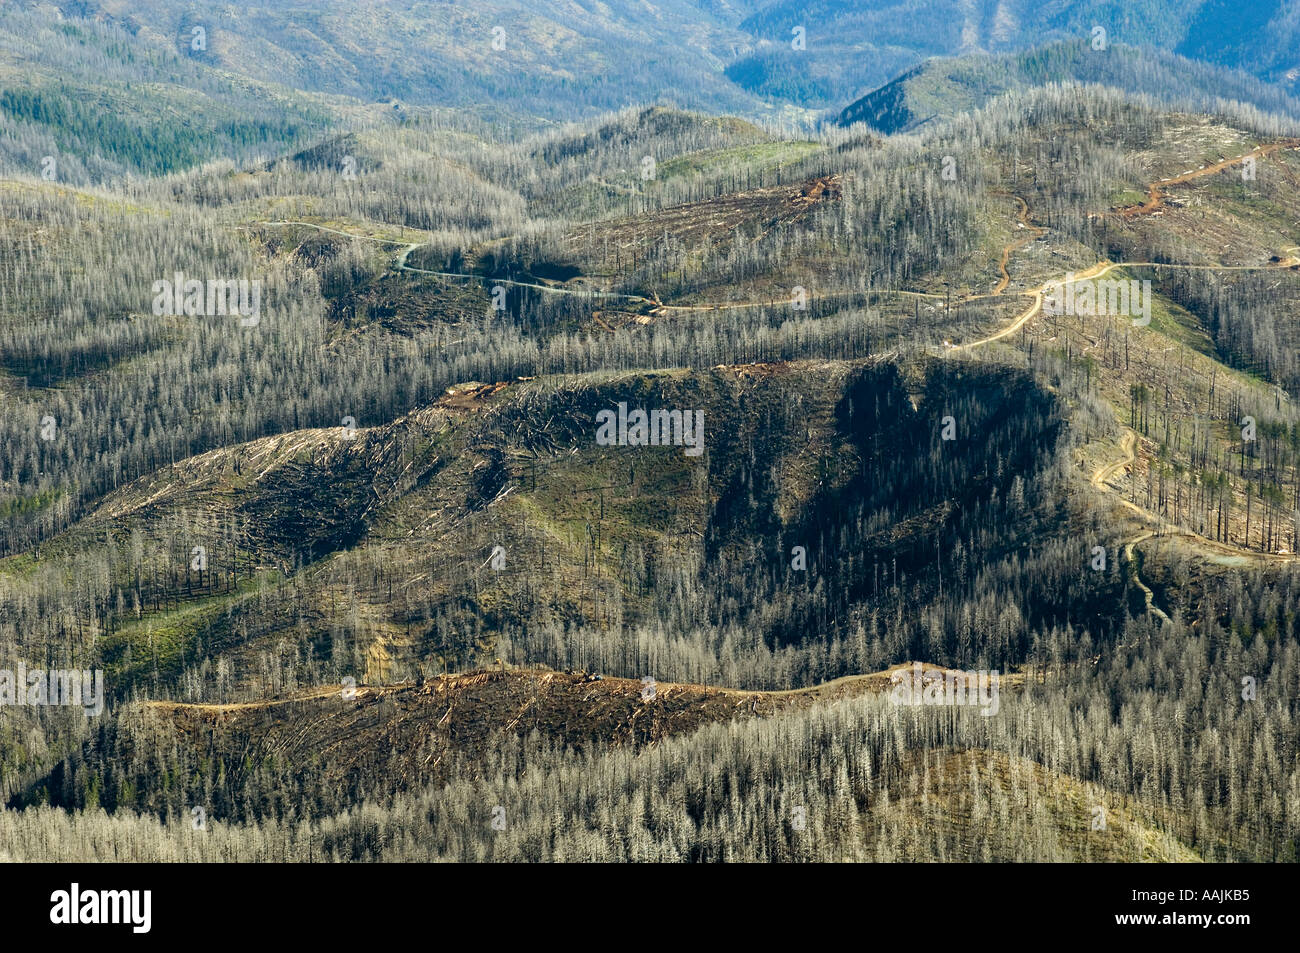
(840, 41, 1300, 134)
(1, 1, 1299, 865)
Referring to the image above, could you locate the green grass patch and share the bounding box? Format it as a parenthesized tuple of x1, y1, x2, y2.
(1110, 188, 1148, 207)
(98, 571, 282, 687)
(657, 141, 822, 181)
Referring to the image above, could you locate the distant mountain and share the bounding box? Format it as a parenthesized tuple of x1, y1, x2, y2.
(21, 0, 768, 120)
(733, 0, 1298, 110)
(6, 0, 1295, 134)
(1177, 0, 1300, 92)
(0, 4, 332, 181)
(839, 41, 1300, 134)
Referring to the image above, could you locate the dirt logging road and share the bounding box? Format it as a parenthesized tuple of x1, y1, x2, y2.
(251, 140, 1300, 584)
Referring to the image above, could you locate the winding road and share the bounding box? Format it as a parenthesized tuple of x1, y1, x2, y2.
(1122, 139, 1300, 218)
(248, 138, 1300, 610)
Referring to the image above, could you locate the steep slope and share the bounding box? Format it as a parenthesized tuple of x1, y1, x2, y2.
(839, 41, 1300, 134)
(6, 681, 1207, 862)
(14, 665, 905, 814)
(1177, 0, 1300, 94)
(28, 0, 766, 121)
(1, 356, 1075, 701)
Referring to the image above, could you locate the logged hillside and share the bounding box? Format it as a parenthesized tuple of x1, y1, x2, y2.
(6, 672, 1256, 861)
(5, 25, 1300, 862)
(1, 356, 1079, 703)
(13, 667, 901, 816)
